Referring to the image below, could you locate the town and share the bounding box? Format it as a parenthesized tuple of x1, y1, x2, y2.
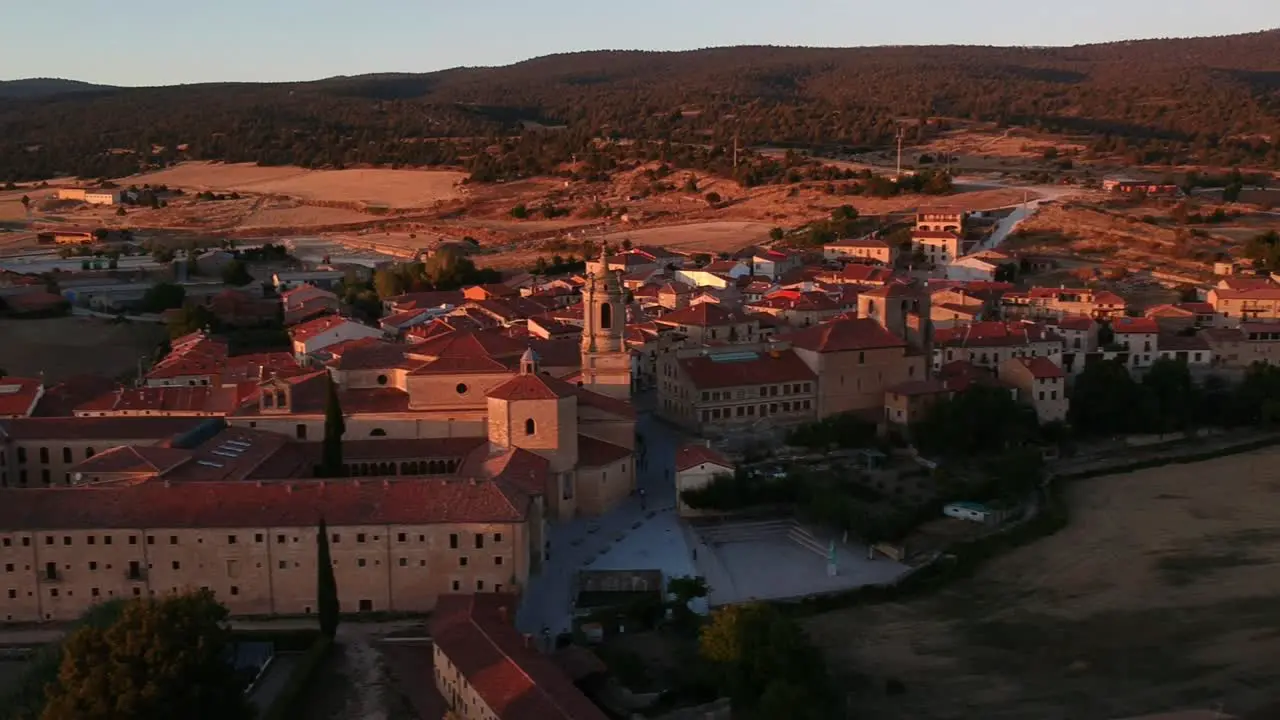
(6, 23, 1280, 720)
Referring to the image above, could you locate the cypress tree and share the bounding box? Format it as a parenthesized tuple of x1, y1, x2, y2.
(320, 374, 345, 477)
(316, 517, 339, 638)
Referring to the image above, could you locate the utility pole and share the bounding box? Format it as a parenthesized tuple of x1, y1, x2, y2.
(896, 127, 905, 180)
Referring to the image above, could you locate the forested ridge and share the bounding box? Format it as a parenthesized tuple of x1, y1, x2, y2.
(3, 31, 1280, 181)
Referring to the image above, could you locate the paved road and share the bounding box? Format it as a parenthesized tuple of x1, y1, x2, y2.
(516, 404, 699, 638)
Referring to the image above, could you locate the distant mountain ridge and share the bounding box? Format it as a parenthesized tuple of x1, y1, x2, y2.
(3, 31, 1280, 180)
(0, 78, 116, 99)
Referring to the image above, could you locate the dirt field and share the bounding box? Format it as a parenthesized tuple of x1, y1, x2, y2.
(0, 317, 166, 382)
(806, 448, 1280, 719)
(123, 163, 467, 209)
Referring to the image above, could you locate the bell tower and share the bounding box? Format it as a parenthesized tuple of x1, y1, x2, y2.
(580, 246, 632, 399)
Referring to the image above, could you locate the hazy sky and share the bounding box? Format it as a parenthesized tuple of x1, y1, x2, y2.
(5, 0, 1279, 86)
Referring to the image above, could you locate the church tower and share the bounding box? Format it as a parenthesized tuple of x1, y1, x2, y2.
(580, 246, 632, 399)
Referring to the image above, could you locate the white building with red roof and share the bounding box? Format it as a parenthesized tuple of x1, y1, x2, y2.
(289, 315, 383, 361)
(933, 320, 1064, 372)
(675, 443, 735, 516)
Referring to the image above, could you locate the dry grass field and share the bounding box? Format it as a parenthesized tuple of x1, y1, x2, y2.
(806, 448, 1280, 719)
(124, 162, 468, 208)
(0, 317, 166, 382)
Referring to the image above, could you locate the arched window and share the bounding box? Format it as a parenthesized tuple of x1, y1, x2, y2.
(369, 428, 387, 437)
(600, 302, 613, 330)
(525, 418, 536, 436)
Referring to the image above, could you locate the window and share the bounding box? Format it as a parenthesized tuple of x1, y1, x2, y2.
(40, 470, 50, 485)
(279, 561, 288, 570)
(104, 535, 111, 545)
(296, 424, 307, 440)
(45, 562, 56, 581)
(397, 533, 406, 542)
(88, 562, 97, 571)
(172, 561, 181, 570)
(524, 418, 536, 435)
(455, 383, 468, 395)
(230, 586, 239, 596)
(600, 302, 613, 329)
(63, 536, 71, 546)
(332, 534, 340, 544)
(16, 448, 25, 464)
(476, 579, 485, 591)
(369, 428, 387, 437)
(449, 534, 458, 549)
(3, 564, 11, 573)
(357, 559, 367, 567)
(62, 448, 71, 463)
(399, 558, 407, 567)
(475, 535, 484, 549)
(227, 535, 237, 545)
(86, 448, 95, 458)
(39, 447, 49, 464)
(493, 532, 502, 543)
(357, 533, 366, 543)
(451, 580, 460, 591)
(147, 535, 155, 545)
(169, 536, 178, 545)
(495, 556, 504, 566)
(459, 556, 468, 567)
(1051, 391, 1058, 400)
(255, 533, 263, 543)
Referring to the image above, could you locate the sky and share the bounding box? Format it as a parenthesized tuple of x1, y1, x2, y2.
(5, 0, 1280, 86)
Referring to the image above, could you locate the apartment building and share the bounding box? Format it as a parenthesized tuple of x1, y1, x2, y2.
(822, 236, 897, 265)
(1203, 323, 1280, 368)
(932, 321, 1064, 372)
(657, 348, 818, 433)
(998, 356, 1068, 423)
(915, 207, 966, 232)
(0, 478, 537, 623)
(1000, 287, 1127, 321)
(1111, 317, 1160, 369)
(654, 303, 762, 345)
(1207, 285, 1280, 324)
(909, 230, 963, 265)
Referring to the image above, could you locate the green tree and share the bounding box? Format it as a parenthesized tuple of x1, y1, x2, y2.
(510, 203, 528, 219)
(41, 591, 252, 720)
(220, 260, 252, 287)
(768, 227, 784, 242)
(316, 518, 340, 638)
(1142, 357, 1195, 434)
(167, 304, 214, 338)
(139, 282, 185, 313)
(20, 195, 30, 212)
(667, 575, 709, 620)
(320, 375, 345, 477)
(1069, 358, 1147, 435)
(705, 191, 722, 205)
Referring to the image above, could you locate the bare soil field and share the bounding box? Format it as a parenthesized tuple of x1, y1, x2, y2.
(806, 448, 1280, 719)
(123, 163, 467, 209)
(0, 317, 166, 382)
(602, 221, 776, 252)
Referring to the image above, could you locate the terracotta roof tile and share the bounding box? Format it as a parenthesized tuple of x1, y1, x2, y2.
(653, 302, 740, 328)
(1113, 317, 1160, 334)
(573, 388, 636, 419)
(71, 445, 194, 477)
(577, 436, 632, 467)
(675, 444, 734, 472)
(1012, 356, 1065, 379)
(0, 377, 43, 417)
(1156, 332, 1212, 351)
(75, 385, 239, 416)
(32, 375, 119, 417)
(678, 349, 816, 390)
(783, 318, 906, 353)
(430, 593, 609, 720)
(0, 478, 530, 531)
(289, 315, 369, 342)
(934, 321, 1061, 348)
(486, 374, 577, 402)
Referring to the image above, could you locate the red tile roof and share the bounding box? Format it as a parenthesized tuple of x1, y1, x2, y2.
(386, 290, 465, 311)
(0, 478, 531, 531)
(577, 436, 632, 467)
(430, 593, 609, 720)
(826, 236, 889, 249)
(783, 318, 906, 353)
(675, 444, 734, 472)
(1012, 356, 1065, 379)
(33, 375, 119, 417)
(1156, 332, 1212, 352)
(653, 302, 741, 328)
(838, 265, 894, 284)
(1053, 316, 1095, 331)
(1112, 317, 1160, 334)
(71, 445, 193, 477)
(289, 315, 368, 342)
(0, 377, 42, 417)
(934, 321, 1061, 348)
(486, 373, 577, 402)
(573, 387, 636, 419)
(678, 349, 816, 390)
(325, 338, 407, 371)
(75, 385, 239, 416)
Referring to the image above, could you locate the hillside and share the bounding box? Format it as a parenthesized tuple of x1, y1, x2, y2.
(3, 32, 1280, 181)
(0, 78, 116, 99)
